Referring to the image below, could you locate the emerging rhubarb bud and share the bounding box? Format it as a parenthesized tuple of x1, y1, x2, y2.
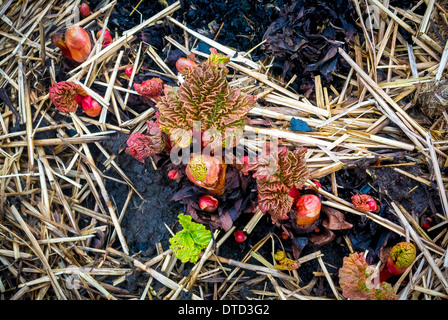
(351, 194, 379, 213)
(79, 3, 90, 19)
(339, 252, 397, 300)
(185, 154, 226, 196)
(64, 26, 92, 63)
(379, 242, 416, 282)
(294, 194, 321, 226)
(198, 195, 219, 212)
(49, 81, 87, 113)
(81, 96, 102, 117)
(96, 29, 113, 48)
(134, 78, 164, 99)
(176, 57, 197, 74)
(125, 66, 133, 77)
(168, 169, 182, 180)
(421, 216, 433, 229)
(234, 230, 247, 243)
(125, 122, 166, 163)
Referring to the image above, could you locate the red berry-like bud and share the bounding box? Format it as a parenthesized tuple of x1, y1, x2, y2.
(198, 195, 219, 213)
(421, 217, 433, 229)
(168, 169, 182, 180)
(81, 96, 102, 117)
(281, 232, 289, 240)
(294, 194, 321, 226)
(366, 198, 378, 212)
(79, 3, 90, 19)
(314, 181, 322, 188)
(125, 66, 133, 77)
(234, 230, 247, 243)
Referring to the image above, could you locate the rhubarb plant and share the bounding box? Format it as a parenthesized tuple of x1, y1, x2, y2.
(169, 214, 212, 263)
(125, 121, 167, 163)
(242, 145, 310, 221)
(157, 48, 256, 148)
(339, 252, 397, 300)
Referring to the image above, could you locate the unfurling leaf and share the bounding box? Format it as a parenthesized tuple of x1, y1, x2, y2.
(242, 144, 309, 221)
(169, 214, 212, 263)
(274, 251, 299, 271)
(125, 121, 166, 163)
(157, 48, 256, 148)
(134, 78, 164, 99)
(339, 252, 397, 300)
(49, 81, 87, 113)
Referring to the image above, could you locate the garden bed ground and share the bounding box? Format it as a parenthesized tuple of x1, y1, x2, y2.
(0, 0, 447, 301)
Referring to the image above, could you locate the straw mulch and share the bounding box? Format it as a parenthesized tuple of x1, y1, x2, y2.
(0, 0, 447, 300)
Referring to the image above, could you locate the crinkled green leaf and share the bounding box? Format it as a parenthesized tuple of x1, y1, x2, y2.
(169, 214, 212, 263)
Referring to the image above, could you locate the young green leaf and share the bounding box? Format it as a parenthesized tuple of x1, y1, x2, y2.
(169, 214, 212, 263)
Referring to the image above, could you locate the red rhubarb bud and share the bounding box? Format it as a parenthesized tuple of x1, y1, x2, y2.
(49, 81, 87, 113)
(379, 242, 416, 282)
(421, 216, 433, 229)
(168, 169, 182, 180)
(134, 78, 164, 99)
(198, 195, 219, 212)
(175, 57, 197, 74)
(79, 3, 90, 19)
(125, 66, 133, 77)
(294, 194, 321, 226)
(351, 194, 379, 213)
(96, 29, 113, 48)
(81, 96, 102, 117)
(65, 26, 92, 63)
(185, 154, 226, 196)
(234, 230, 247, 243)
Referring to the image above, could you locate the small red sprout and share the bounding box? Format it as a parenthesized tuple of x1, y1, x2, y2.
(79, 3, 90, 19)
(379, 242, 417, 283)
(96, 29, 113, 48)
(81, 96, 102, 117)
(281, 232, 289, 240)
(234, 230, 247, 243)
(134, 78, 164, 99)
(49, 81, 87, 113)
(421, 216, 433, 229)
(168, 169, 182, 180)
(314, 181, 322, 188)
(198, 195, 219, 213)
(294, 194, 321, 226)
(351, 194, 380, 213)
(125, 66, 133, 77)
(176, 57, 197, 74)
